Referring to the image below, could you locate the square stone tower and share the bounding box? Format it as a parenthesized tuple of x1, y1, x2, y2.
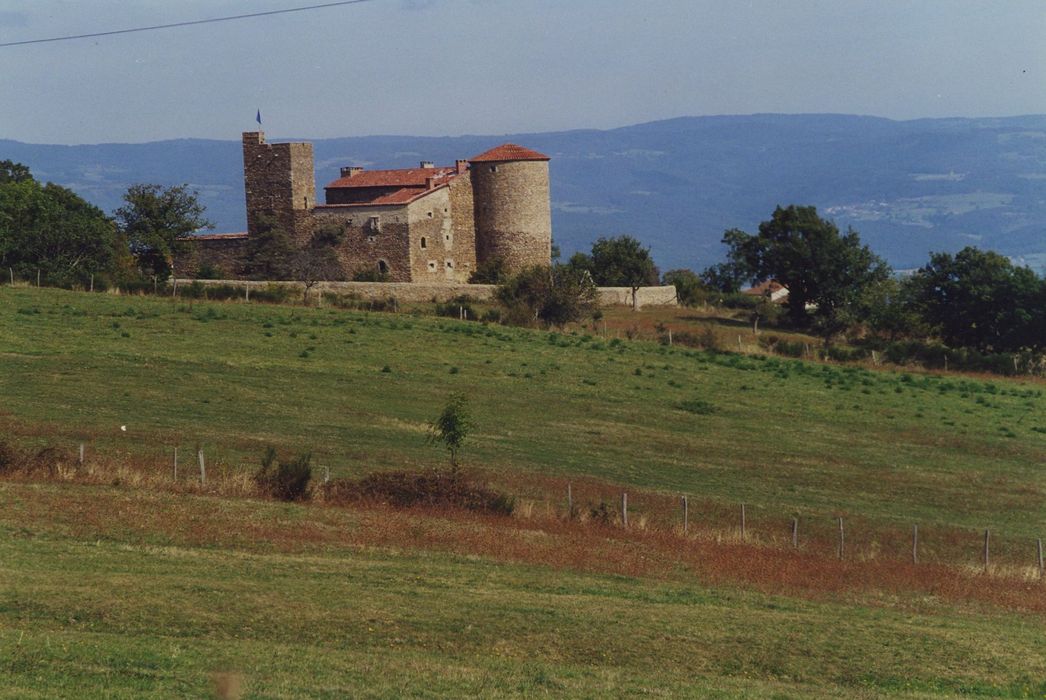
(242, 132, 316, 244)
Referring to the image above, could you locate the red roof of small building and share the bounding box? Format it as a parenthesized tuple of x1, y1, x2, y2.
(325, 167, 457, 190)
(743, 280, 787, 296)
(469, 143, 550, 162)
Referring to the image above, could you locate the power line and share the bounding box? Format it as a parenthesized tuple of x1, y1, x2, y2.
(0, 0, 380, 48)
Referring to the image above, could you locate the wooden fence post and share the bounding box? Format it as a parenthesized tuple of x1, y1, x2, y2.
(912, 524, 919, 564)
(36, 269, 41, 287)
(791, 517, 798, 548)
(837, 517, 844, 560)
(245, 283, 250, 302)
(89, 274, 94, 292)
(681, 495, 688, 534)
(621, 492, 628, 528)
(1038, 538, 1044, 579)
(740, 503, 746, 541)
(983, 529, 990, 571)
(668, 329, 673, 346)
(198, 448, 206, 486)
(567, 482, 573, 519)
(173, 447, 178, 480)
(8, 268, 12, 285)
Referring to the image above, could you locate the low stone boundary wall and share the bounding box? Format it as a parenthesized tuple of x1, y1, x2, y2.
(175, 279, 677, 307)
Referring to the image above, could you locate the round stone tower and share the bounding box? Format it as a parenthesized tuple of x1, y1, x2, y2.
(469, 143, 552, 273)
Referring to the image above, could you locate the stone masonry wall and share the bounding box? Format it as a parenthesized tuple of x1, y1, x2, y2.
(405, 188, 473, 284)
(242, 132, 316, 245)
(311, 206, 411, 282)
(447, 174, 477, 280)
(174, 237, 251, 278)
(177, 279, 677, 307)
(471, 159, 551, 273)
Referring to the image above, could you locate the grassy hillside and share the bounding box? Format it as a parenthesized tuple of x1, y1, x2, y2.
(2, 286, 1044, 537)
(3, 481, 1046, 699)
(2, 286, 1046, 697)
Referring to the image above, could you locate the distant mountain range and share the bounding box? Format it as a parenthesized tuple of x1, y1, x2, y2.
(4, 114, 1046, 272)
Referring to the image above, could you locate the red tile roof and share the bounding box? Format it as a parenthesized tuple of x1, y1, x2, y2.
(315, 183, 450, 208)
(325, 167, 457, 190)
(469, 143, 550, 162)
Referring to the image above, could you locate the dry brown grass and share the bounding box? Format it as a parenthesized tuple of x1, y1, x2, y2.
(3, 446, 1044, 620)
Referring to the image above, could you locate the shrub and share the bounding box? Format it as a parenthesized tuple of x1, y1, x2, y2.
(324, 468, 514, 515)
(195, 262, 224, 280)
(587, 501, 614, 525)
(662, 269, 708, 306)
(254, 447, 312, 501)
(0, 440, 24, 474)
(495, 264, 597, 329)
(678, 398, 716, 415)
(672, 325, 721, 351)
(434, 295, 477, 321)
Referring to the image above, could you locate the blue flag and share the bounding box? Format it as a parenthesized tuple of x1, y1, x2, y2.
(256, 109, 262, 125)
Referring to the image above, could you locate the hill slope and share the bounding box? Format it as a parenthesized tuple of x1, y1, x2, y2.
(2, 287, 1046, 697)
(4, 114, 1046, 270)
(2, 287, 1044, 538)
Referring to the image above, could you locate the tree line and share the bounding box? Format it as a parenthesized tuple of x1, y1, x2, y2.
(676, 205, 1046, 357)
(0, 160, 210, 288)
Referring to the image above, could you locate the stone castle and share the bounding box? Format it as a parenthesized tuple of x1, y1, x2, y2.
(181, 132, 553, 283)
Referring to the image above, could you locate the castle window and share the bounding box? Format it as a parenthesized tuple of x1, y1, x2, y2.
(427, 211, 433, 218)
(445, 260, 454, 269)
(427, 261, 437, 271)
(489, 165, 498, 173)
(420, 236, 427, 249)
(377, 260, 389, 275)
(365, 216, 381, 234)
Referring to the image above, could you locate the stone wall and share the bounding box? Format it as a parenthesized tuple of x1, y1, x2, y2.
(470, 159, 552, 273)
(312, 205, 411, 282)
(174, 236, 250, 278)
(447, 175, 477, 280)
(404, 188, 467, 283)
(176, 278, 677, 307)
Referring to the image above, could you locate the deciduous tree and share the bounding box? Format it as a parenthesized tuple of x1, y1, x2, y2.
(722, 205, 889, 340)
(907, 247, 1044, 352)
(0, 163, 122, 286)
(567, 235, 659, 310)
(115, 183, 211, 279)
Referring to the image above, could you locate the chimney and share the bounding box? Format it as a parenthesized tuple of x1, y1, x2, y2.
(455, 159, 468, 175)
(425, 176, 435, 189)
(340, 166, 364, 178)
(420, 160, 435, 169)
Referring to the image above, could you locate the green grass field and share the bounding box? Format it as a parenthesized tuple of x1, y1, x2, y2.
(2, 286, 1046, 697)
(3, 481, 1046, 699)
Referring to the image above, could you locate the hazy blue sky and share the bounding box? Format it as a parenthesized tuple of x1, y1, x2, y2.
(2, 0, 1045, 144)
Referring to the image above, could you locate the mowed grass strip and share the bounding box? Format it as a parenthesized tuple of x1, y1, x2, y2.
(2, 482, 1046, 699)
(1, 286, 1045, 539)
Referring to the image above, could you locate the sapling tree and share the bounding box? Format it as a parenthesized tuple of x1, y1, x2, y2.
(428, 394, 473, 467)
